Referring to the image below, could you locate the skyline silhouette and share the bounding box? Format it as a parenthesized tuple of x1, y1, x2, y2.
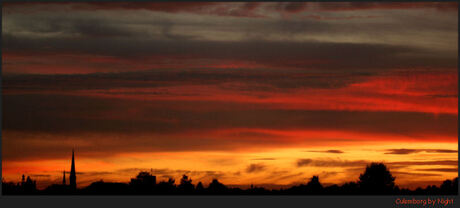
(2, 150, 458, 195)
(2, 162, 458, 195)
(3, 147, 458, 191)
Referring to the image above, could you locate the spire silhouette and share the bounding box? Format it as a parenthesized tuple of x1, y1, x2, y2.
(69, 149, 76, 190)
(62, 170, 66, 185)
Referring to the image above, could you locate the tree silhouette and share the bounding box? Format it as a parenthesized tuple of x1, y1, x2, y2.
(286, 175, 323, 194)
(195, 181, 204, 194)
(129, 171, 156, 193)
(340, 182, 359, 194)
(307, 176, 322, 189)
(358, 162, 395, 194)
(306, 175, 323, 194)
(207, 179, 227, 194)
(440, 177, 458, 195)
(178, 174, 194, 193)
(156, 178, 176, 194)
(84, 180, 129, 194)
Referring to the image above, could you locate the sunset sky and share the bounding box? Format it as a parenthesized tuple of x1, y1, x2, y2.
(2, 2, 458, 190)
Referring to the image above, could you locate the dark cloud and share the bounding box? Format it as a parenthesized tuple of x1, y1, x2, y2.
(83, 2, 217, 13)
(5, 34, 453, 73)
(3, 2, 456, 75)
(296, 159, 368, 167)
(297, 159, 458, 169)
(3, 2, 218, 13)
(29, 174, 51, 178)
(416, 168, 458, 173)
(387, 160, 458, 167)
(16, 2, 263, 18)
(5, 2, 456, 14)
(325, 150, 344, 154)
(268, 172, 305, 182)
(3, 79, 457, 161)
(23, 17, 135, 38)
(384, 149, 458, 155)
(431, 149, 458, 153)
(391, 171, 442, 177)
(385, 149, 419, 154)
(76, 171, 113, 176)
(2, 69, 373, 93)
(429, 94, 459, 98)
(2, 91, 457, 161)
(246, 164, 266, 173)
(3, 93, 457, 136)
(207, 158, 240, 166)
(274, 2, 307, 13)
(251, 158, 276, 161)
(306, 150, 344, 154)
(312, 2, 458, 12)
(4, 128, 314, 161)
(318, 171, 341, 179)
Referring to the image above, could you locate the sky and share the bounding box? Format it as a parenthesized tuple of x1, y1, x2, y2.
(1, 2, 458, 190)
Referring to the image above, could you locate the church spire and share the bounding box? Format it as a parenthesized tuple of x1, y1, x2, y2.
(69, 148, 76, 190)
(62, 170, 66, 185)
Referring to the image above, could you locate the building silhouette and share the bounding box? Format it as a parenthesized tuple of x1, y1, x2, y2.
(62, 170, 66, 185)
(69, 149, 76, 190)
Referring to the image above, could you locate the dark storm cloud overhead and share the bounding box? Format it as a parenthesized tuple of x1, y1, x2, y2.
(3, 3, 457, 75)
(4, 4, 456, 41)
(384, 148, 458, 155)
(3, 94, 458, 137)
(5, 11, 456, 41)
(2, 68, 373, 91)
(3, 5, 457, 74)
(5, 35, 455, 73)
